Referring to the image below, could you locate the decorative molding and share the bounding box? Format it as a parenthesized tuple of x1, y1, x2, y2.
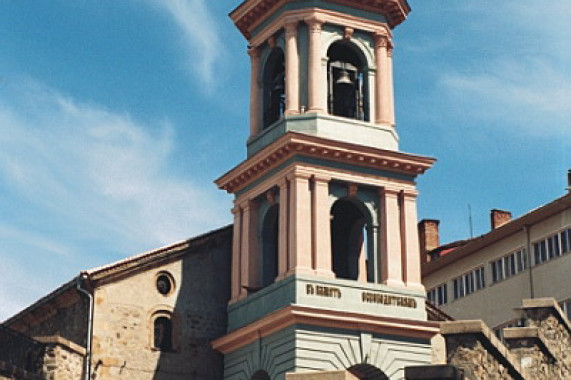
(248, 8, 391, 47)
(230, 0, 409, 39)
(216, 132, 435, 194)
(212, 304, 439, 354)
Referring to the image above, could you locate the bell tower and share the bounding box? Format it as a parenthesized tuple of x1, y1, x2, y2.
(213, 1, 439, 379)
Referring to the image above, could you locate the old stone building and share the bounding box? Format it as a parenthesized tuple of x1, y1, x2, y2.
(1, 1, 569, 380)
(2, 227, 232, 380)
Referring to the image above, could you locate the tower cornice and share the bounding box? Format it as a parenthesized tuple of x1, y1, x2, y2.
(215, 132, 435, 194)
(230, 0, 410, 39)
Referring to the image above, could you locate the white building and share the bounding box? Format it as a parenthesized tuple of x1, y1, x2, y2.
(422, 188, 571, 334)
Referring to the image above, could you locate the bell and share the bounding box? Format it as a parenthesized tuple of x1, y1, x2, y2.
(335, 69, 353, 86)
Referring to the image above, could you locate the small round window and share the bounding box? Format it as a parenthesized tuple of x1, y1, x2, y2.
(156, 273, 174, 296)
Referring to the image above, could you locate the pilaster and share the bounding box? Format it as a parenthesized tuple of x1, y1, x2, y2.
(284, 20, 300, 116)
(401, 191, 424, 291)
(379, 188, 405, 287)
(305, 16, 325, 114)
(287, 170, 314, 276)
(312, 174, 335, 278)
(231, 205, 243, 302)
(277, 177, 290, 280)
(248, 47, 261, 137)
(373, 33, 391, 125)
(240, 201, 253, 299)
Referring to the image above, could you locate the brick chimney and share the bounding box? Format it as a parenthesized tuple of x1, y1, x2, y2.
(490, 209, 512, 230)
(418, 219, 440, 262)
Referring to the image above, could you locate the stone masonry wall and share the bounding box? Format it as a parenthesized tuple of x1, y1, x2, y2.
(39, 337, 85, 380)
(445, 335, 518, 380)
(441, 321, 523, 380)
(6, 292, 89, 349)
(90, 226, 232, 380)
(521, 300, 570, 379)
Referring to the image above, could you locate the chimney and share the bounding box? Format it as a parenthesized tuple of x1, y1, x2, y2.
(567, 169, 571, 193)
(491, 209, 512, 230)
(418, 219, 440, 262)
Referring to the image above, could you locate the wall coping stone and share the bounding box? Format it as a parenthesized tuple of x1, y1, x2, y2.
(520, 298, 571, 334)
(441, 320, 524, 380)
(34, 335, 86, 356)
(503, 327, 556, 362)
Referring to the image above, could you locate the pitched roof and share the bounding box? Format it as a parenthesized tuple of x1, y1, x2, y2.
(423, 193, 571, 276)
(2, 225, 232, 325)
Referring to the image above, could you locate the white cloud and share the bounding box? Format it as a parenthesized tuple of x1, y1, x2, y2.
(430, 1, 571, 141)
(149, 0, 224, 90)
(0, 79, 232, 320)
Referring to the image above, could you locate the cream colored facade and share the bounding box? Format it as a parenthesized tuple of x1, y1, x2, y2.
(423, 193, 571, 331)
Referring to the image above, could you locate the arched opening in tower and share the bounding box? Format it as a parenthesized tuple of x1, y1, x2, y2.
(261, 204, 279, 287)
(327, 41, 369, 121)
(263, 48, 285, 129)
(330, 198, 371, 281)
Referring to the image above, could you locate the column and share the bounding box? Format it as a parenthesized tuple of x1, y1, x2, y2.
(402, 191, 424, 291)
(277, 178, 289, 280)
(369, 224, 380, 283)
(305, 16, 325, 114)
(239, 201, 252, 299)
(231, 205, 242, 302)
(284, 21, 300, 115)
(287, 171, 313, 276)
(312, 174, 335, 278)
(379, 188, 405, 287)
(374, 33, 391, 125)
(248, 47, 261, 137)
(387, 46, 396, 126)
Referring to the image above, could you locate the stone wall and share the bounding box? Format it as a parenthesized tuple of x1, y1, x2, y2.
(90, 226, 232, 380)
(518, 299, 570, 379)
(37, 336, 85, 380)
(5, 289, 89, 349)
(0, 324, 45, 378)
(441, 321, 523, 380)
(436, 298, 571, 380)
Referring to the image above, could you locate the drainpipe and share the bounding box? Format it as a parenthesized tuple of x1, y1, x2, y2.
(76, 272, 94, 380)
(524, 225, 535, 299)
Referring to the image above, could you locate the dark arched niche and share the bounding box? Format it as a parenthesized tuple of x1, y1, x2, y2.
(262, 48, 285, 129)
(330, 198, 371, 281)
(327, 40, 369, 121)
(251, 370, 271, 380)
(348, 364, 389, 380)
(261, 204, 279, 287)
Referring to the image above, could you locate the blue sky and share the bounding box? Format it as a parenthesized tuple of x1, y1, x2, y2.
(1, 0, 569, 321)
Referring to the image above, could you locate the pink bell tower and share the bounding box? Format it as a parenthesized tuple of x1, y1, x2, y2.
(213, 1, 439, 379)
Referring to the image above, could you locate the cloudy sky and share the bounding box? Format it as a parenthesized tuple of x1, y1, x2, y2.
(1, 0, 569, 321)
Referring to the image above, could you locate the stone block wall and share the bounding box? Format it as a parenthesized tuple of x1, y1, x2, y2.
(90, 226, 232, 380)
(5, 289, 89, 349)
(441, 321, 523, 380)
(437, 298, 571, 380)
(518, 298, 570, 379)
(0, 324, 45, 378)
(37, 336, 85, 380)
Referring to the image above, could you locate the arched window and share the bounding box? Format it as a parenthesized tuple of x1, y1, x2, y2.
(330, 199, 371, 280)
(263, 48, 285, 129)
(261, 204, 279, 287)
(153, 316, 173, 351)
(327, 41, 369, 121)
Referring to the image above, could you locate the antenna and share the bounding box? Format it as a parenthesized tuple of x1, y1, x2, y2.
(468, 204, 474, 238)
